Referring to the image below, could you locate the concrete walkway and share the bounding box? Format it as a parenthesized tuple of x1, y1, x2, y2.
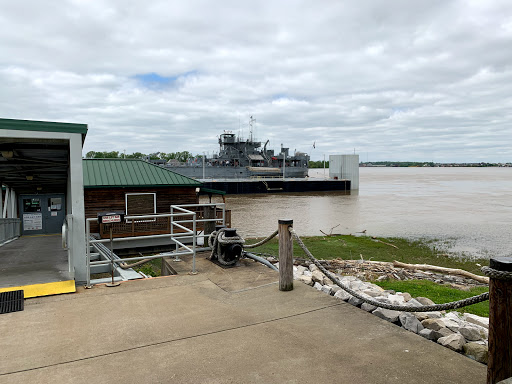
(0, 235, 71, 289)
(0, 256, 485, 383)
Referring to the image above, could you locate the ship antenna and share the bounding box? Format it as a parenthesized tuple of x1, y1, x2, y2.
(249, 115, 256, 141)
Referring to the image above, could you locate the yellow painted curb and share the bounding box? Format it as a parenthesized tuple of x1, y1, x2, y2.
(0, 280, 76, 298)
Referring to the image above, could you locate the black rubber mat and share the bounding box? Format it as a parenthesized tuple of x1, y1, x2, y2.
(0, 290, 24, 314)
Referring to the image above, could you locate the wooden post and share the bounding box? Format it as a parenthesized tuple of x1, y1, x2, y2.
(279, 219, 293, 291)
(487, 256, 512, 384)
(204, 206, 216, 235)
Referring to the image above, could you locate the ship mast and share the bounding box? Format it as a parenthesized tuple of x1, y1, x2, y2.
(249, 116, 256, 142)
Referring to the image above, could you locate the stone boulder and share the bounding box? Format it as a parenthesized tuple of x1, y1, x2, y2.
(313, 282, 323, 291)
(321, 285, 333, 295)
(459, 324, 487, 342)
(441, 318, 460, 333)
(432, 327, 454, 341)
(309, 263, 318, 272)
(297, 275, 313, 286)
(399, 312, 424, 334)
(463, 313, 489, 329)
(421, 318, 446, 331)
(348, 296, 364, 307)
(361, 303, 377, 312)
(437, 334, 465, 352)
(311, 270, 325, 284)
(397, 292, 412, 302)
(372, 308, 401, 323)
(463, 342, 488, 364)
(415, 297, 435, 306)
(419, 328, 436, 340)
(334, 290, 351, 301)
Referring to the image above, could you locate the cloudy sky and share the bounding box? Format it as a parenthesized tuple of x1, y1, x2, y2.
(1, 0, 512, 162)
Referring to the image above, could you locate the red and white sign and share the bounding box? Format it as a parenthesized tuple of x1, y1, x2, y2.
(101, 214, 122, 223)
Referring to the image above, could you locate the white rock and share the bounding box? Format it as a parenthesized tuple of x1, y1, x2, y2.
(463, 313, 489, 330)
(399, 312, 424, 333)
(309, 264, 318, 272)
(444, 312, 463, 323)
(303, 270, 312, 277)
(322, 276, 333, 286)
(362, 289, 384, 298)
(372, 308, 401, 323)
(330, 285, 341, 294)
(442, 318, 460, 332)
(437, 334, 465, 351)
(365, 283, 385, 292)
(293, 266, 298, 273)
(311, 270, 325, 284)
(421, 318, 446, 331)
(334, 290, 351, 301)
(313, 282, 323, 291)
(415, 297, 435, 306)
(459, 324, 487, 341)
(349, 280, 366, 291)
(321, 285, 333, 295)
(297, 275, 313, 286)
(296, 265, 307, 275)
(387, 294, 406, 305)
(397, 292, 412, 302)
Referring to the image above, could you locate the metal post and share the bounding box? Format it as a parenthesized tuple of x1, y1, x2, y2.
(106, 226, 120, 287)
(85, 219, 91, 288)
(191, 213, 197, 274)
(487, 256, 512, 384)
(278, 219, 293, 291)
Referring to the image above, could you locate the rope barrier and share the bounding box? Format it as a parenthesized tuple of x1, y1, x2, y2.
(288, 227, 490, 312)
(482, 266, 512, 281)
(244, 230, 279, 249)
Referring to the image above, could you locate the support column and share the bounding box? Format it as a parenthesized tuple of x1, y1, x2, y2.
(68, 135, 87, 282)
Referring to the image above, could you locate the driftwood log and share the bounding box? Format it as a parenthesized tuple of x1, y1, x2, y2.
(392, 260, 489, 284)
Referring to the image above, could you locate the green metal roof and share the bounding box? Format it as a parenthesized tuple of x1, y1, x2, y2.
(199, 187, 226, 195)
(0, 118, 88, 136)
(83, 159, 202, 188)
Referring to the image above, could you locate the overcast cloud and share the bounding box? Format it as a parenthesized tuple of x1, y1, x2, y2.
(1, 0, 511, 162)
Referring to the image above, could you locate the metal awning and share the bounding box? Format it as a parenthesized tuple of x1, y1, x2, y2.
(248, 154, 264, 161)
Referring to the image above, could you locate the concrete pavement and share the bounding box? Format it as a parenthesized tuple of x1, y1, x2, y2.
(0, 255, 486, 383)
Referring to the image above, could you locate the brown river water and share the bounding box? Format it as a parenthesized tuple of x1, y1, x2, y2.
(224, 167, 512, 259)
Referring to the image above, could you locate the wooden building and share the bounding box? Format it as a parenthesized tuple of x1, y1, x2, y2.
(83, 159, 203, 238)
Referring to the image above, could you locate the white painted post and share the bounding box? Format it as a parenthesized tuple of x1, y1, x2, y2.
(10, 189, 16, 218)
(0, 184, 3, 219)
(3, 186, 9, 218)
(68, 134, 87, 282)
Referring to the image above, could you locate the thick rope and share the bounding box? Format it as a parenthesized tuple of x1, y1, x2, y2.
(482, 266, 512, 281)
(289, 227, 489, 312)
(244, 230, 279, 249)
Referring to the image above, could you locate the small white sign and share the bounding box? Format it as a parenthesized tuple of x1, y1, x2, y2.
(51, 212, 58, 216)
(23, 213, 43, 231)
(102, 215, 122, 223)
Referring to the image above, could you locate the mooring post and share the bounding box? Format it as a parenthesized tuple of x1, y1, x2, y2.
(278, 219, 293, 291)
(487, 256, 512, 384)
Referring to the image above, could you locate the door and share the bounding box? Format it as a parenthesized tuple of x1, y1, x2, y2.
(19, 194, 66, 235)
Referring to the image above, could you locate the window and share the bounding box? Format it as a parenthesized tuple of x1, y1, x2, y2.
(23, 198, 41, 212)
(125, 193, 156, 222)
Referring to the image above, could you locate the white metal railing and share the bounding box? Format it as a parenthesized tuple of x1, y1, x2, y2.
(0, 218, 21, 244)
(84, 203, 227, 286)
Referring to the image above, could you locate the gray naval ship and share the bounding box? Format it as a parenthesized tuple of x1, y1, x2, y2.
(153, 125, 309, 180)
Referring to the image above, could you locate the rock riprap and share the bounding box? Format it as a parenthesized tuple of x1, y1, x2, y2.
(290, 264, 489, 364)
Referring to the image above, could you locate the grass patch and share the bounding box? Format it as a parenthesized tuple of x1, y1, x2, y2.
(133, 258, 162, 277)
(374, 279, 489, 317)
(248, 234, 487, 275)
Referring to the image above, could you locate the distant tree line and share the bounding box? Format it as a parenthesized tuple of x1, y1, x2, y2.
(309, 160, 329, 168)
(84, 151, 194, 162)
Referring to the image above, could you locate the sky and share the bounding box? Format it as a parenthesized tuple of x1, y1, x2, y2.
(1, 1, 512, 162)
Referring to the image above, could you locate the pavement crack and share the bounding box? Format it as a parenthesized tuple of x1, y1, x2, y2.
(0, 302, 342, 377)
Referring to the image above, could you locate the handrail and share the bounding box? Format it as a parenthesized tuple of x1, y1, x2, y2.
(84, 204, 225, 286)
